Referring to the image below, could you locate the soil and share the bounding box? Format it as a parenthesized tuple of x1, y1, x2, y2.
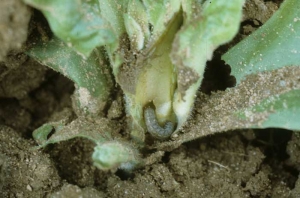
(1, 0, 300, 198)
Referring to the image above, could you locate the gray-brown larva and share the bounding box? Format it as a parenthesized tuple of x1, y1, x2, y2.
(144, 106, 174, 140)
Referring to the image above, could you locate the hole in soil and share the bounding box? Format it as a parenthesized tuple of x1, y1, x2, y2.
(253, 128, 299, 188)
(253, 128, 292, 160)
(8, 14, 14, 22)
(115, 169, 135, 181)
(161, 151, 171, 163)
(241, 181, 246, 188)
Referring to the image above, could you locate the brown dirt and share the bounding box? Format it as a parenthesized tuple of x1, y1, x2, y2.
(0, 126, 61, 197)
(0, 0, 30, 62)
(1, 0, 300, 198)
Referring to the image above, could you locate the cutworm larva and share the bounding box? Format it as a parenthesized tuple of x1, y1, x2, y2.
(144, 106, 174, 140)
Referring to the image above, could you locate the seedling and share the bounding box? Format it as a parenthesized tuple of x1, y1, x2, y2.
(23, 0, 300, 171)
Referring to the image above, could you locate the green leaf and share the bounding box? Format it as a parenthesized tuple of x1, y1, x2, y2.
(154, 66, 300, 151)
(142, 0, 181, 44)
(33, 118, 113, 147)
(123, 13, 145, 51)
(98, 0, 129, 76)
(155, 0, 300, 149)
(27, 37, 112, 115)
(221, 0, 300, 130)
(180, 0, 204, 23)
(93, 141, 141, 171)
(28, 38, 110, 98)
(24, 0, 116, 57)
(33, 117, 141, 170)
(98, 0, 127, 39)
(222, 0, 300, 84)
(237, 90, 300, 130)
(32, 122, 59, 145)
(171, 0, 245, 131)
(124, 0, 150, 51)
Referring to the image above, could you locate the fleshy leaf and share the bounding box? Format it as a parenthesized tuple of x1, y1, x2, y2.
(124, 13, 145, 51)
(98, 0, 129, 76)
(27, 37, 112, 115)
(125, 0, 150, 51)
(154, 0, 300, 150)
(98, 0, 127, 39)
(117, 0, 244, 140)
(32, 122, 63, 145)
(120, 11, 182, 142)
(222, 0, 300, 84)
(171, 0, 245, 131)
(142, 0, 181, 44)
(33, 118, 141, 170)
(221, 0, 300, 129)
(33, 118, 114, 147)
(153, 66, 300, 151)
(24, 0, 116, 57)
(93, 141, 142, 171)
(237, 89, 300, 130)
(180, 0, 204, 23)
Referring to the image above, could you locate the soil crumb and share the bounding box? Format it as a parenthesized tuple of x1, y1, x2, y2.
(0, 0, 30, 61)
(0, 126, 61, 197)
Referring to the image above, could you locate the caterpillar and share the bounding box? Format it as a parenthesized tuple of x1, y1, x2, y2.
(144, 106, 174, 140)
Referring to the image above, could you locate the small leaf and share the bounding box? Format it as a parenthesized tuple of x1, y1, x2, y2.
(33, 117, 142, 170)
(92, 141, 142, 171)
(33, 118, 115, 148)
(125, 0, 150, 50)
(124, 13, 145, 51)
(27, 37, 112, 115)
(98, 0, 128, 76)
(32, 123, 66, 145)
(24, 0, 116, 57)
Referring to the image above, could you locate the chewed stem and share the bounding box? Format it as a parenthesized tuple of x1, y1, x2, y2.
(144, 106, 174, 140)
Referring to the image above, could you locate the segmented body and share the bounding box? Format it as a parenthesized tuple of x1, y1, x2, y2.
(144, 106, 174, 140)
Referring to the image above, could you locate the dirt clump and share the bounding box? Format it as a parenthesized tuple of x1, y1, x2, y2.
(0, 126, 61, 197)
(0, 0, 30, 61)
